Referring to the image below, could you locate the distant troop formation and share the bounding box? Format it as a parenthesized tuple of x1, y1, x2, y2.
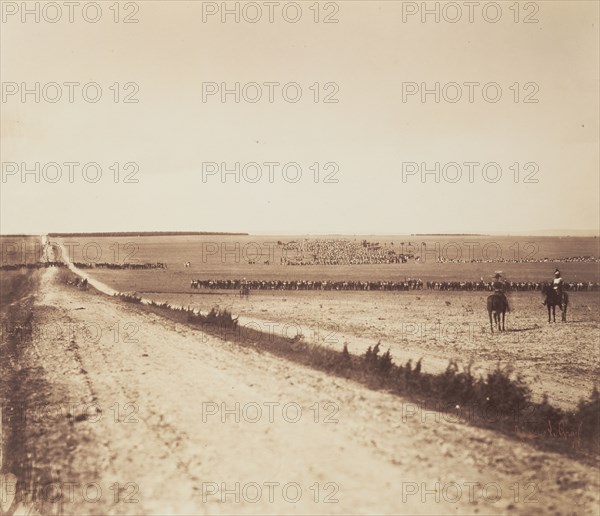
(277, 239, 600, 266)
(0, 261, 65, 270)
(72, 262, 167, 270)
(190, 278, 599, 292)
(191, 279, 424, 290)
(66, 276, 88, 289)
(426, 280, 598, 291)
(279, 239, 413, 265)
(428, 255, 599, 264)
(1, 261, 168, 271)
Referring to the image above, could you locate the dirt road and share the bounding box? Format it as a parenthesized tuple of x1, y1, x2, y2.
(139, 288, 600, 411)
(3, 265, 599, 515)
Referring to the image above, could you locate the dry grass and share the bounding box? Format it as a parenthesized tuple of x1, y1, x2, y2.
(111, 293, 600, 455)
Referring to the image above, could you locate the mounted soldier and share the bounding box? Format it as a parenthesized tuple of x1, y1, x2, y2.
(542, 269, 569, 322)
(544, 268, 564, 306)
(553, 268, 564, 301)
(492, 272, 510, 312)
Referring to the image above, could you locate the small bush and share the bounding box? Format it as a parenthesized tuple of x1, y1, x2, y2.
(482, 365, 531, 415)
(341, 344, 351, 363)
(188, 307, 239, 331)
(570, 387, 600, 443)
(115, 293, 142, 304)
(433, 361, 477, 404)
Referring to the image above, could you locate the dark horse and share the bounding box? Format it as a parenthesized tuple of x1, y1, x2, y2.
(239, 285, 250, 299)
(487, 293, 508, 332)
(542, 284, 568, 323)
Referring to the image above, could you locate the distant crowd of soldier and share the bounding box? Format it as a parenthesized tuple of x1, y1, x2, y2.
(0, 261, 167, 270)
(277, 239, 600, 266)
(280, 239, 412, 265)
(426, 280, 598, 291)
(72, 261, 167, 270)
(430, 255, 600, 265)
(0, 261, 65, 270)
(191, 279, 424, 290)
(190, 278, 600, 292)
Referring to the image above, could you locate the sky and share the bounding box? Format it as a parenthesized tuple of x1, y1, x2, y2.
(1, 0, 598, 235)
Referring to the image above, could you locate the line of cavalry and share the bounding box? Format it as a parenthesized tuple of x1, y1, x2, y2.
(0, 260, 582, 333)
(192, 270, 575, 332)
(189, 278, 598, 292)
(0, 261, 167, 270)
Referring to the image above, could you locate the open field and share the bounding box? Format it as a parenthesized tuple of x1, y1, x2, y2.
(142, 289, 600, 409)
(43, 234, 600, 409)
(0, 235, 44, 265)
(2, 235, 599, 514)
(39, 234, 600, 283)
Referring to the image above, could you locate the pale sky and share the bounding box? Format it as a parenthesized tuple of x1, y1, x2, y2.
(1, 0, 598, 235)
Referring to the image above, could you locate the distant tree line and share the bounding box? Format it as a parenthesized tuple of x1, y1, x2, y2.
(47, 231, 248, 237)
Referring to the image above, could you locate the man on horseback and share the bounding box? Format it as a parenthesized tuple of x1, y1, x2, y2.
(548, 268, 564, 306)
(553, 268, 564, 295)
(492, 272, 510, 312)
(542, 269, 568, 322)
(542, 269, 563, 305)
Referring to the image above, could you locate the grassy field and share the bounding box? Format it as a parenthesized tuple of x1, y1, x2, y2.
(42, 233, 598, 412)
(50, 234, 600, 286)
(0, 236, 42, 306)
(135, 288, 600, 409)
(3, 234, 598, 409)
(1, 234, 599, 511)
(0, 235, 43, 265)
(49, 233, 600, 261)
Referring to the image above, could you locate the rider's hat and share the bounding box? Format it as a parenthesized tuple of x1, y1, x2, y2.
(554, 269, 560, 276)
(494, 272, 502, 279)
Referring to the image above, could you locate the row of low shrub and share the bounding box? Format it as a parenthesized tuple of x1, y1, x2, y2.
(354, 342, 599, 449)
(189, 307, 239, 329)
(115, 293, 143, 304)
(114, 293, 241, 331)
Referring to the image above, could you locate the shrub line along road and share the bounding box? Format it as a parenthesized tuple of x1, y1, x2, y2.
(1, 237, 596, 513)
(56, 238, 599, 409)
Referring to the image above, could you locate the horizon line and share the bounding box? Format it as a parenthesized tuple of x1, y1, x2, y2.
(1, 230, 599, 238)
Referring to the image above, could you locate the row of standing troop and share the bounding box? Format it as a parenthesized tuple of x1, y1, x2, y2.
(190, 271, 598, 292)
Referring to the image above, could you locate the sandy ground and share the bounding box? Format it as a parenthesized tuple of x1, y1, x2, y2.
(138, 289, 600, 411)
(2, 262, 599, 514)
(63, 237, 599, 409)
